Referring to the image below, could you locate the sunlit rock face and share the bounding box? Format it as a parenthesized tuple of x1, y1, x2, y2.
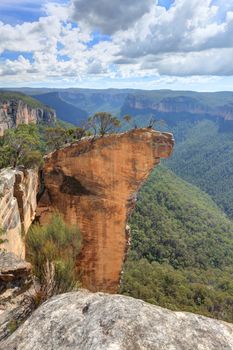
(0, 168, 38, 258)
(2, 290, 233, 350)
(0, 99, 56, 136)
(38, 129, 174, 292)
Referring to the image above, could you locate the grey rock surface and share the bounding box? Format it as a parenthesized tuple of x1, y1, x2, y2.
(2, 290, 233, 350)
(0, 251, 31, 274)
(0, 252, 34, 341)
(0, 168, 38, 258)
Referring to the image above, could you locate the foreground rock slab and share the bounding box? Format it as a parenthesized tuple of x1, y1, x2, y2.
(2, 290, 233, 350)
(38, 128, 174, 292)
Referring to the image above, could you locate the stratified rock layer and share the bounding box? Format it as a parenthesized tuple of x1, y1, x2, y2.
(0, 98, 56, 136)
(38, 129, 174, 292)
(2, 290, 233, 350)
(0, 168, 38, 258)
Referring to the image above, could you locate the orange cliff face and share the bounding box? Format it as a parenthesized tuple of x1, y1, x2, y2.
(37, 128, 174, 292)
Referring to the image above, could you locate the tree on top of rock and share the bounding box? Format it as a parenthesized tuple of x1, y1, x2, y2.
(0, 124, 43, 169)
(88, 112, 121, 137)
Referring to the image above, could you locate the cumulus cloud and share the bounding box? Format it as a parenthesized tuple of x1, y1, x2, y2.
(71, 0, 154, 34)
(0, 0, 233, 87)
(116, 0, 233, 59)
(139, 49, 233, 76)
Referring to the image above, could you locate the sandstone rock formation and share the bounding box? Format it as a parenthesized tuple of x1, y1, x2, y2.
(38, 129, 174, 292)
(0, 96, 56, 136)
(0, 252, 34, 342)
(0, 168, 38, 258)
(2, 290, 233, 350)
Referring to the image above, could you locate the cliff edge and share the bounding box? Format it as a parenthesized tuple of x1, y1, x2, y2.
(0, 92, 56, 136)
(37, 128, 174, 292)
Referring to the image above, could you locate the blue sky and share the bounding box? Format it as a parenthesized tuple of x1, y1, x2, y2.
(0, 0, 233, 91)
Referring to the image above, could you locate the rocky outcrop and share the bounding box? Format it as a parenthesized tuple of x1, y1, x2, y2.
(2, 290, 233, 350)
(0, 168, 38, 258)
(0, 97, 56, 136)
(0, 252, 34, 342)
(37, 129, 174, 292)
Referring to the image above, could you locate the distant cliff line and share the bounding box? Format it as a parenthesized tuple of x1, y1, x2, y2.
(0, 92, 56, 136)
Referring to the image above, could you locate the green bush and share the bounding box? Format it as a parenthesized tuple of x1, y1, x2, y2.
(0, 124, 43, 169)
(26, 214, 82, 295)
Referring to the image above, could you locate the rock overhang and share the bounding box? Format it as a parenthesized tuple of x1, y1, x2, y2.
(37, 128, 174, 292)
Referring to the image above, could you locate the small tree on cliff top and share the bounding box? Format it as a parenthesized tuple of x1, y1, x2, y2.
(88, 112, 121, 136)
(45, 126, 88, 152)
(0, 124, 43, 169)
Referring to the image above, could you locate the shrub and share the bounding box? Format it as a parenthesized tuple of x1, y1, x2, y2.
(0, 124, 43, 169)
(26, 214, 82, 301)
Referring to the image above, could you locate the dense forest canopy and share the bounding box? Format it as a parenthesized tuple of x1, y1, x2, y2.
(121, 166, 233, 322)
(167, 120, 233, 219)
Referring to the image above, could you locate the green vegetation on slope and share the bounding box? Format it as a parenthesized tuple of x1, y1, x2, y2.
(167, 120, 233, 219)
(121, 166, 233, 322)
(0, 91, 45, 109)
(34, 92, 88, 125)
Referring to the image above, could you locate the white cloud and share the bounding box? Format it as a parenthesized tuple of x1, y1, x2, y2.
(0, 0, 233, 88)
(71, 0, 154, 34)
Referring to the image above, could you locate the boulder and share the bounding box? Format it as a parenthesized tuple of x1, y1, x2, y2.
(2, 290, 233, 350)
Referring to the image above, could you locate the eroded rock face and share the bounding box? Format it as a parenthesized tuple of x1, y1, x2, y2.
(0, 99, 56, 136)
(0, 252, 34, 342)
(2, 290, 233, 350)
(38, 129, 174, 292)
(0, 168, 38, 258)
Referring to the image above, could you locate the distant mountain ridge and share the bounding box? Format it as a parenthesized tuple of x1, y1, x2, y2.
(33, 92, 88, 125)
(6, 88, 233, 131)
